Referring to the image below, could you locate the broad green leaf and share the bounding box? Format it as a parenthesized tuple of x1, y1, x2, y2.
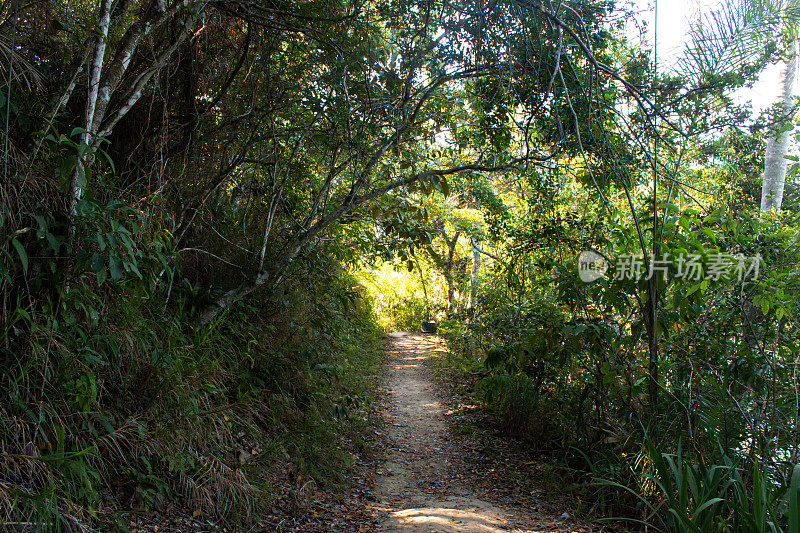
(11, 239, 28, 274)
(789, 465, 800, 533)
(91, 252, 104, 274)
(109, 255, 123, 281)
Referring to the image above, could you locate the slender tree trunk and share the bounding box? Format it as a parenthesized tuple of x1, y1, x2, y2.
(445, 231, 459, 310)
(413, 252, 428, 320)
(469, 238, 481, 310)
(69, 0, 111, 246)
(761, 37, 798, 212)
(421, 230, 460, 311)
(67, 0, 198, 250)
(444, 271, 455, 310)
(647, 280, 659, 412)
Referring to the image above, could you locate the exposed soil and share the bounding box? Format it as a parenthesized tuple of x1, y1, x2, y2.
(374, 332, 599, 533)
(226, 332, 604, 532)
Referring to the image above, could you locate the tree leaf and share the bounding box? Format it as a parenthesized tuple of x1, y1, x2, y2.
(11, 239, 28, 274)
(109, 254, 123, 281)
(91, 252, 104, 274)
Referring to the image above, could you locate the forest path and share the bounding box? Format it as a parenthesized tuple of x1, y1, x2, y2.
(375, 332, 584, 533)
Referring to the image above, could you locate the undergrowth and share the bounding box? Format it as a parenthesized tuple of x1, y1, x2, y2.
(435, 315, 800, 532)
(0, 259, 384, 530)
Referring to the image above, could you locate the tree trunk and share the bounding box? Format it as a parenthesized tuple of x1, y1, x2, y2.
(444, 271, 455, 310)
(69, 0, 111, 241)
(469, 238, 481, 310)
(67, 0, 198, 249)
(445, 231, 459, 310)
(761, 37, 798, 212)
(413, 253, 429, 320)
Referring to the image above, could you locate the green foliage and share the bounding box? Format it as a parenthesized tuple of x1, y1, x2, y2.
(425, 101, 800, 529)
(595, 439, 800, 533)
(0, 208, 385, 528)
(3, 0, 799, 529)
(357, 261, 434, 330)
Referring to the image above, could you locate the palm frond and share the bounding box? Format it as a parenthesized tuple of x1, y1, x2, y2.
(0, 33, 43, 90)
(677, 0, 793, 82)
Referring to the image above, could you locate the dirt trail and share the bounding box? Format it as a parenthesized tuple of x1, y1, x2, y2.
(375, 333, 582, 533)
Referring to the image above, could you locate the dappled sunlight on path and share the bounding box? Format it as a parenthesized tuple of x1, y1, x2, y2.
(375, 333, 585, 533)
(383, 501, 509, 533)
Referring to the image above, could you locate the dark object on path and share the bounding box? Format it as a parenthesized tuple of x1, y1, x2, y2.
(420, 321, 438, 334)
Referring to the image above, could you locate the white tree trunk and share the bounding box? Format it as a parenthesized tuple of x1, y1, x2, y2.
(66, 1, 201, 250)
(70, 0, 111, 224)
(761, 38, 799, 212)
